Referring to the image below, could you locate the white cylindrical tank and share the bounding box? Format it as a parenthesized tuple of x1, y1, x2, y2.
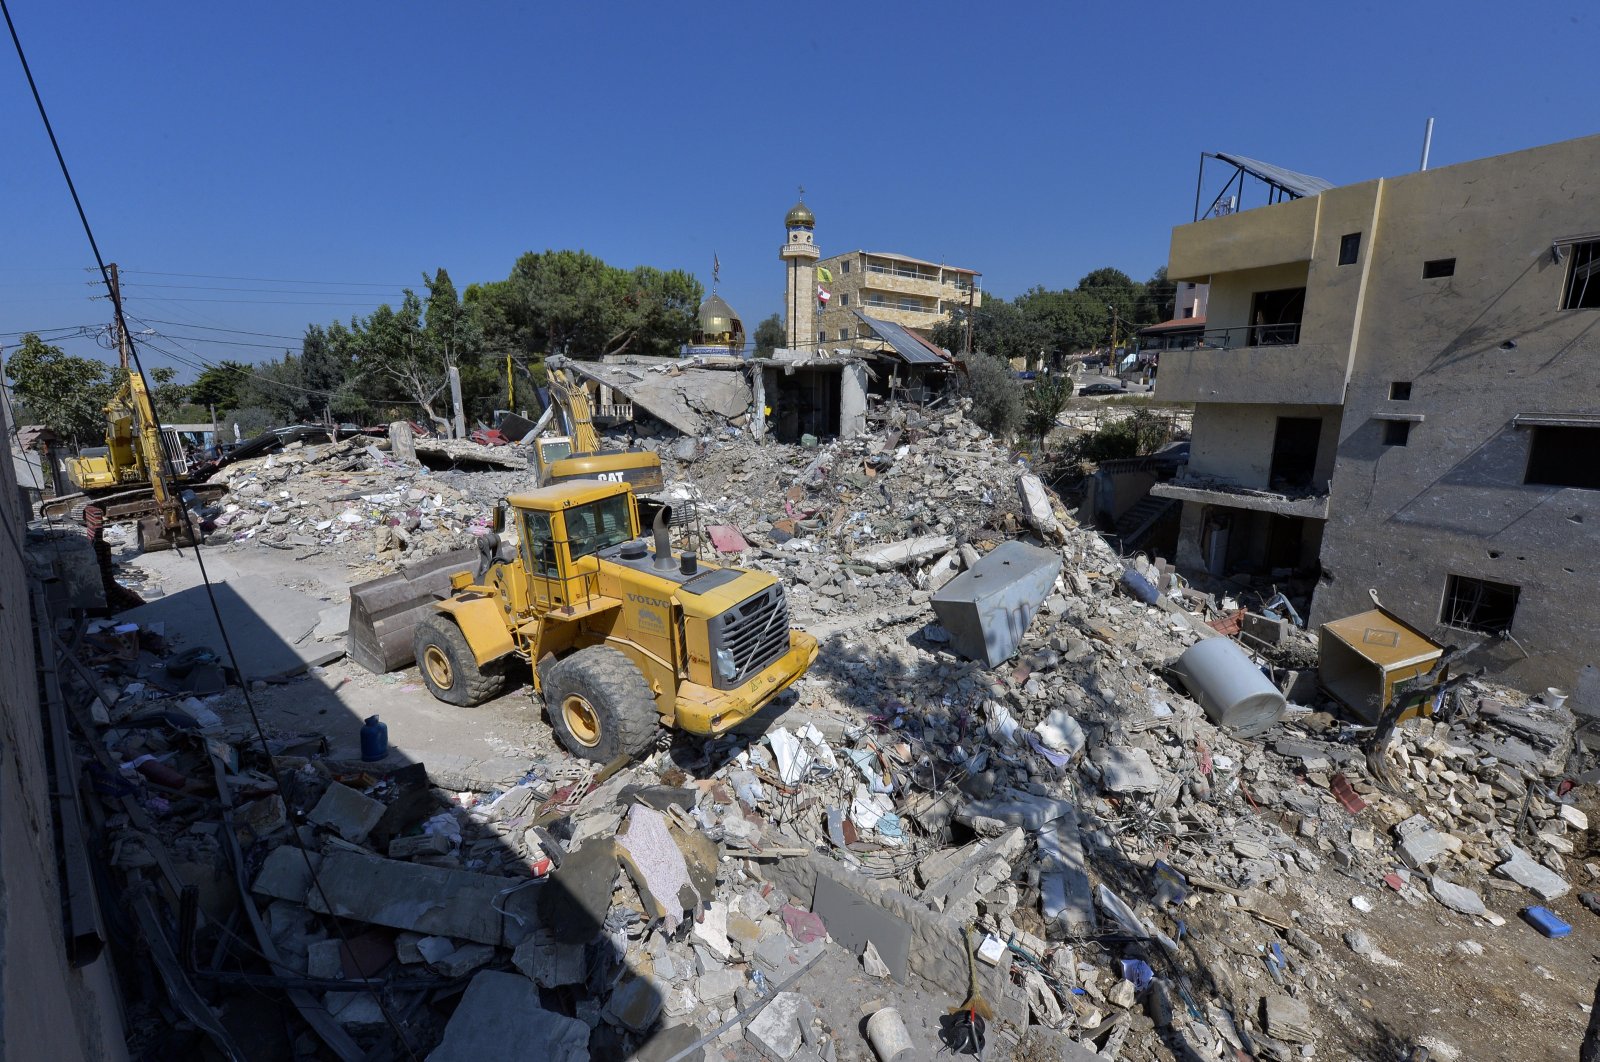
(1174, 637, 1286, 738)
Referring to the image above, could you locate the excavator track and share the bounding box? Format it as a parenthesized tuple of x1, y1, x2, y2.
(40, 485, 226, 526)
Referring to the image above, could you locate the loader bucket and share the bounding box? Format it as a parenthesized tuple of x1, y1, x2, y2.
(346, 547, 479, 674)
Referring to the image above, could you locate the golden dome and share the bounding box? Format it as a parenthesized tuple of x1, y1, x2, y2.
(697, 293, 741, 335)
(785, 200, 815, 229)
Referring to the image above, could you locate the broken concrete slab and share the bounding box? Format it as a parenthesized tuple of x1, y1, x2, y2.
(427, 970, 590, 1062)
(251, 845, 321, 903)
(764, 853, 1008, 1001)
(116, 577, 343, 681)
(307, 782, 386, 845)
(1092, 746, 1162, 793)
(954, 791, 1076, 833)
(1495, 845, 1571, 901)
(512, 939, 587, 988)
(918, 827, 1025, 920)
(305, 851, 536, 947)
(852, 535, 955, 573)
(811, 873, 911, 984)
(1038, 806, 1097, 937)
(1262, 993, 1314, 1044)
(1429, 876, 1488, 917)
(541, 838, 617, 945)
(692, 899, 731, 959)
(930, 541, 1062, 667)
(745, 991, 810, 1061)
(605, 974, 665, 1034)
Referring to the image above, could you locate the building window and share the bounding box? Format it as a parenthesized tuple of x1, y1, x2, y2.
(1440, 574, 1520, 634)
(1423, 258, 1455, 279)
(841, 260, 851, 275)
(838, 329, 849, 342)
(839, 293, 849, 307)
(1182, 307, 1194, 319)
(1389, 381, 1412, 400)
(1382, 420, 1411, 446)
(1185, 282, 1196, 289)
(1562, 240, 1600, 308)
(1525, 425, 1600, 489)
(1338, 233, 1361, 266)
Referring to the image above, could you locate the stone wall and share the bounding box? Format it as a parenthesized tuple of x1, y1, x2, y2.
(0, 405, 126, 1060)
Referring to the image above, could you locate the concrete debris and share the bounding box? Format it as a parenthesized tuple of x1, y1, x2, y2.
(1495, 845, 1571, 901)
(59, 392, 1599, 1062)
(429, 970, 590, 1062)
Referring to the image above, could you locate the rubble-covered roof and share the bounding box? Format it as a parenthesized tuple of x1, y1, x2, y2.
(557, 358, 752, 436)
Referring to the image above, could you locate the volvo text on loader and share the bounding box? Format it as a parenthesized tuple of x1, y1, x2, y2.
(408, 479, 818, 762)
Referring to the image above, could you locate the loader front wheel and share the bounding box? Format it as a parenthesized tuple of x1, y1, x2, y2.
(413, 615, 509, 707)
(544, 647, 659, 762)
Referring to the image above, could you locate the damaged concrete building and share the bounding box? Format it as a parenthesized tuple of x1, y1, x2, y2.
(1154, 136, 1600, 689)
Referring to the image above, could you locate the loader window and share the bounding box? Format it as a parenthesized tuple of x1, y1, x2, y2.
(564, 495, 633, 562)
(522, 510, 560, 578)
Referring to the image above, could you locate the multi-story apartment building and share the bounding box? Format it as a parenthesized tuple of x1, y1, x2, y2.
(814, 250, 980, 349)
(1151, 134, 1600, 690)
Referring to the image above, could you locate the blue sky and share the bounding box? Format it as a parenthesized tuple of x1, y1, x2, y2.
(3, 1, 1597, 379)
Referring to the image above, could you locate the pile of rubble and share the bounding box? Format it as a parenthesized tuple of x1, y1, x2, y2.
(197, 435, 523, 569)
(67, 400, 1597, 1061)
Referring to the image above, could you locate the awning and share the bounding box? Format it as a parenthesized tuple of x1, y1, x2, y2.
(853, 311, 951, 366)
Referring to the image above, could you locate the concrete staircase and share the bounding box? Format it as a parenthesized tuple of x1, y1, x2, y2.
(1114, 495, 1179, 550)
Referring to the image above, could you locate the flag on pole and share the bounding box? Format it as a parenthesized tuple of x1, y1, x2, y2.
(714, 254, 720, 282)
(817, 285, 831, 304)
(816, 265, 833, 284)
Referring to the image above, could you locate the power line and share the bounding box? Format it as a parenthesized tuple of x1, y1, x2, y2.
(101, 295, 397, 306)
(124, 283, 406, 296)
(1, 6, 419, 1052)
(135, 319, 307, 341)
(117, 268, 411, 287)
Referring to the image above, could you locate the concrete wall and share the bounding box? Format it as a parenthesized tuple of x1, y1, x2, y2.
(1188, 403, 1341, 490)
(1310, 133, 1600, 689)
(0, 402, 126, 1060)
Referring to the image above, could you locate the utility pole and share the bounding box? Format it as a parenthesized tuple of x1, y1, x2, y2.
(449, 366, 466, 439)
(962, 283, 975, 358)
(108, 263, 131, 371)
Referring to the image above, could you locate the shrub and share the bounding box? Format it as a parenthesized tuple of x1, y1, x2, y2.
(963, 353, 1023, 438)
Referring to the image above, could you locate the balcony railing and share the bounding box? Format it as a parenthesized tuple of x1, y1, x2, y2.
(1196, 323, 1301, 348)
(865, 263, 940, 282)
(863, 296, 938, 314)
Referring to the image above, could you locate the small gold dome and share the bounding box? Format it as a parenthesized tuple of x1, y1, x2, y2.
(785, 200, 815, 229)
(697, 293, 741, 335)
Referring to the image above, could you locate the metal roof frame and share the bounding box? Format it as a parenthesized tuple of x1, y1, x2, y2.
(1193, 152, 1335, 222)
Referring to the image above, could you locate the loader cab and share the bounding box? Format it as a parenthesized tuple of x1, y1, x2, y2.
(508, 481, 640, 612)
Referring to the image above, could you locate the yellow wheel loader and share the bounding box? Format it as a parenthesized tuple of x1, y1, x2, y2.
(408, 480, 818, 762)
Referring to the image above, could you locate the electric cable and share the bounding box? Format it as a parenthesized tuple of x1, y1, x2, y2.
(0, 4, 419, 1054)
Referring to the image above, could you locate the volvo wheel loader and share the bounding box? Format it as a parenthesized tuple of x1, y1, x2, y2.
(407, 480, 818, 762)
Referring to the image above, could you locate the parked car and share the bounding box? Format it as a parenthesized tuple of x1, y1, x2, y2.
(1078, 381, 1126, 396)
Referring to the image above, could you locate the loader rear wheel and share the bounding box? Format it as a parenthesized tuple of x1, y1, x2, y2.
(544, 647, 659, 763)
(413, 615, 509, 707)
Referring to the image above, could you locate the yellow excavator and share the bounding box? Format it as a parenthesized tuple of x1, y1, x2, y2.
(43, 265, 218, 550)
(525, 354, 665, 495)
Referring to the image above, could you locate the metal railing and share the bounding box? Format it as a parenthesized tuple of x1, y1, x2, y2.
(865, 263, 940, 282)
(863, 296, 938, 314)
(1143, 323, 1301, 351)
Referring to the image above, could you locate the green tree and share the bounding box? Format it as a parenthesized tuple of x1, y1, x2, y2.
(961, 352, 1023, 438)
(2, 333, 114, 443)
(933, 298, 1047, 367)
(189, 360, 250, 411)
(1021, 375, 1071, 446)
(752, 313, 784, 356)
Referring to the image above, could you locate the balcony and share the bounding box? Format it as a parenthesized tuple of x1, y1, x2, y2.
(1150, 473, 1329, 520)
(862, 294, 939, 316)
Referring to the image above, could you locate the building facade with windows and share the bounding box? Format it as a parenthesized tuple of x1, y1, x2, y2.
(814, 250, 980, 349)
(1152, 133, 1600, 690)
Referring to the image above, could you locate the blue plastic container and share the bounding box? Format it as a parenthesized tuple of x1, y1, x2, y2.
(1120, 568, 1159, 604)
(1523, 905, 1571, 938)
(360, 715, 389, 762)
